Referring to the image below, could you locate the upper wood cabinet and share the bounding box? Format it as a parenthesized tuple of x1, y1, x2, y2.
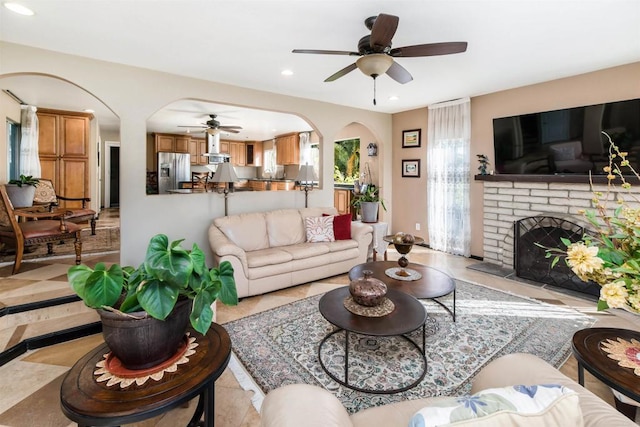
(246, 141, 263, 166)
(37, 109, 91, 208)
(154, 133, 189, 153)
(189, 137, 208, 165)
(229, 142, 246, 166)
(275, 133, 300, 165)
(220, 140, 230, 154)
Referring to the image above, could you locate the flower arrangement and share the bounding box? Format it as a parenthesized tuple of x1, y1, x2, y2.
(477, 154, 490, 175)
(545, 131, 640, 313)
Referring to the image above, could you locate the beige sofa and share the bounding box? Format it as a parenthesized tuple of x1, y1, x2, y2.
(260, 353, 636, 427)
(208, 207, 373, 298)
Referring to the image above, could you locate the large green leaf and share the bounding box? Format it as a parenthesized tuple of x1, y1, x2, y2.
(213, 261, 238, 305)
(189, 244, 207, 276)
(68, 263, 123, 309)
(144, 234, 193, 287)
(190, 293, 214, 334)
(137, 278, 180, 320)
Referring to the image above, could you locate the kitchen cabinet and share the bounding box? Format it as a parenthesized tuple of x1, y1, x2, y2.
(250, 180, 268, 191)
(154, 133, 189, 153)
(274, 181, 295, 191)
(246, 141, 263, 166)
(275, 133, 300, 165)
(229, 142, 246, 166)
(220, 140, 230, 154)
(37, 109, 91, 209)
(334, 189, 353, 216)
(189, 137, 208, 165)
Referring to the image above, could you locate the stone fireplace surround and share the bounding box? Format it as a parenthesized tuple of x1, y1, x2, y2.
(476, 174, 640, 270)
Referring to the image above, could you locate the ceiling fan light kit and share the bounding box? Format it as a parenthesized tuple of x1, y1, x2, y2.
(293, 12, 468, 105)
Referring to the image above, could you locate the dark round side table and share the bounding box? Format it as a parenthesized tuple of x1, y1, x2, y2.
(572, 327, 640, 419)
(60, 323, 231, 427)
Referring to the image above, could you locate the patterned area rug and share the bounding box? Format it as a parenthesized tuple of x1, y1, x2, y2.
(224, 280, 594, 413)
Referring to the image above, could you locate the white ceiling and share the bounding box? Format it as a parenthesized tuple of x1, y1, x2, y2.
(1, 0, 639, 139)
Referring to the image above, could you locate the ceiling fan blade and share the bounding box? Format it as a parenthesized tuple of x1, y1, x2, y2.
(370, 13, 399, 52)
(292, 49, 360, 56)
(324, 62, 358, 82)
(390, 42, 468, 57)
(178, 125, 207, 128)
(220, 126, 242, 131)
(386, 61, 413, 84)
(221, 128, 240, 134)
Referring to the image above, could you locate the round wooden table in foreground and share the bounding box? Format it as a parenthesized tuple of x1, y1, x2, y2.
(349, 261, 456, 320)
(60, 323, 231, 427)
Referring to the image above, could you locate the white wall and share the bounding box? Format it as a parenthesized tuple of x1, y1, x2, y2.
(0, 42, 392, 266)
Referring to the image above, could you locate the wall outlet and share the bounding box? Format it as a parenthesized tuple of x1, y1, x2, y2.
(415, 223, 421, 231)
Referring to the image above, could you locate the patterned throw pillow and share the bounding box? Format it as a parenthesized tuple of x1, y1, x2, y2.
(305, 216, 335, 242)
(409, 384, 582, 427)
(323, 213, 352, 240)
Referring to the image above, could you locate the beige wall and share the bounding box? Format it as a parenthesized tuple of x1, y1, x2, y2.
(0, 42, 392, 266)
(391, 108, 428, 239)
(391, 61, 640, 258)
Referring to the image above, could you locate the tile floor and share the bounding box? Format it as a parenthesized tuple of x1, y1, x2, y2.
(1, 242, 640, 426)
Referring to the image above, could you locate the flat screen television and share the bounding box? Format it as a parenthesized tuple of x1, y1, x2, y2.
(493, 98, 640, 175)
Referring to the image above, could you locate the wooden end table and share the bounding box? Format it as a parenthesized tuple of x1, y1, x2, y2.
(318, 287, 427, 394)
(60, 324, 231, 427)
(572, 327, 640, 419)
(349, 261, 456, 321)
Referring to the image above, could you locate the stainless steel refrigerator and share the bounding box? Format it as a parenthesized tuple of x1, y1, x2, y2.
(158, 152, 191, 193)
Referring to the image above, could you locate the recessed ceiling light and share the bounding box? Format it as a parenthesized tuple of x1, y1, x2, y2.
(83, 108, 95, 113)
(3, 2, 34, 15)
(281, 69, 293, 76)
(388, 96, 399, 101)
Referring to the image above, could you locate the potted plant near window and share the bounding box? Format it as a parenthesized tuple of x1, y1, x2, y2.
(6, 175, 39, 208)
(68, 233, 238, 370)
(351, 185, 386, 223)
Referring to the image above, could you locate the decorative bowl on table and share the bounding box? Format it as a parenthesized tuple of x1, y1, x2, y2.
(383, 233, 425, 276)
(349, 270, 387, 307)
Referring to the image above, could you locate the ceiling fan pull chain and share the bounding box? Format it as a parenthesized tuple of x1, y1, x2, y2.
(373, 75, 377, 106)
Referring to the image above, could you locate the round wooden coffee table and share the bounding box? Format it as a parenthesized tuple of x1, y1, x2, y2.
(349, 261, 456, 321)
(572, 327, 640, 418)
(318, 287, 427, 394)
(60, 324, 231, 427)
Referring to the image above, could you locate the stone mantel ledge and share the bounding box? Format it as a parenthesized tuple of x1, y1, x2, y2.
(473, 174, 627, 184)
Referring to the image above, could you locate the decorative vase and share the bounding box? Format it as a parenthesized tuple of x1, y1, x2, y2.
(98, 298, 191, 370)
(349, 270, 387, 306)
(5, 185, 35, 208)
(360, 201, 379, 223)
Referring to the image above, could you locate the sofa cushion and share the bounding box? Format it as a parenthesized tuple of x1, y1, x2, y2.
(266, 209, 306, 247)
(214, 212, 269, 252)
(326, 239, 358, 252)
(305, 216, 335, 242)
(246, 247, 293, 268)
(323, 213, 352, 240)
(279, 243, 330, 260)
(408, 384, 582, 427)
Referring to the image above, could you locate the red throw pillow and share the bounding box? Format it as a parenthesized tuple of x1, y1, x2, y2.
(323, 213, 351, 240)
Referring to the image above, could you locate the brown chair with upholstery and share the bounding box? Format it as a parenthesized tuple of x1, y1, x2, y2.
(0, 185, 82, 274)
(33, 179, 97, 235)
(191, 172, 210, 192)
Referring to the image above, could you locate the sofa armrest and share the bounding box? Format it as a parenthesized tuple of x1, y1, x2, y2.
(260, 384, 353, 427)
(472, 353, 636, 427)
(350, 221, 373, 241)
(208, 225, 248, 269)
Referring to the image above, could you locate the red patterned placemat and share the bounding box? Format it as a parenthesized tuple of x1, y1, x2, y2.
(94, 334, 198, 388)
(601, 337, 640, 376)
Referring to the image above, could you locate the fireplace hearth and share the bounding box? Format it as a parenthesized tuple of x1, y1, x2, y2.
(514, 216, 600, 297)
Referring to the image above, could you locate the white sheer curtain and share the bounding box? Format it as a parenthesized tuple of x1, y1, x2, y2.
(427, 98, 471, 256)
(19, 105, 41, 177)
(299, 132, 311, 165)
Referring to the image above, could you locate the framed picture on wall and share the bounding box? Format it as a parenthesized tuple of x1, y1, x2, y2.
(402, 159, 421, 177)
(402, 129, 421, 148)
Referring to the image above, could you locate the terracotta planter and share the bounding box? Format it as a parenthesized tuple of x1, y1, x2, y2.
(5, 185, 35, 208)
(98, 298, 191, 370)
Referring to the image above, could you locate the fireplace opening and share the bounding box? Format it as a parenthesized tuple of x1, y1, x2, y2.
(514, 216, 600, 297)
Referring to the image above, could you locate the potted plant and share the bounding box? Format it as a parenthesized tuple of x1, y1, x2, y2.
(6, 175, 39, 208)
(68, 233, 238, 369)
(351, 185, 386, 223)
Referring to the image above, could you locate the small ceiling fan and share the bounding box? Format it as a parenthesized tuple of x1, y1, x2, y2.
(292, 13, 467, 104)
(178, 114, 243, 134)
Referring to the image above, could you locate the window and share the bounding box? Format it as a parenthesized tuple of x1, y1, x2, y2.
(263, 139, 276, 175)
(334, 138, 360, 184)
(310, 143, 320, 180)
(6, 119, 20, 180)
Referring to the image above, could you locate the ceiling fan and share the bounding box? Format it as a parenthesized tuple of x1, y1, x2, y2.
(292, 13, 467, 104)
(178, 114, 243, 134)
